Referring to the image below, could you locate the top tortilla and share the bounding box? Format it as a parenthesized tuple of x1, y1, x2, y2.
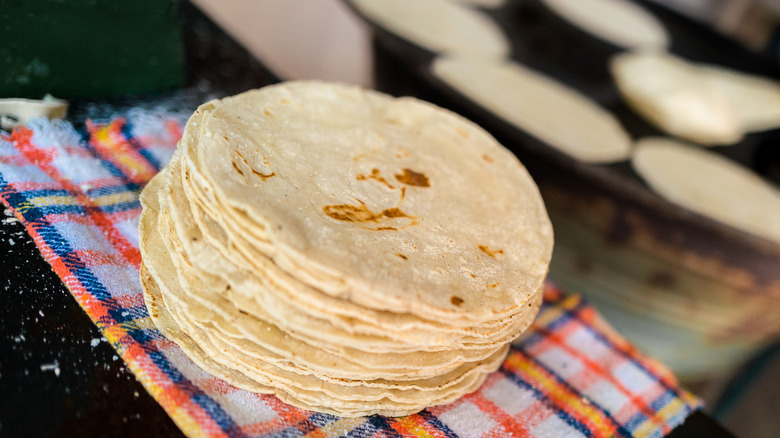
(193, 81, 553, 323)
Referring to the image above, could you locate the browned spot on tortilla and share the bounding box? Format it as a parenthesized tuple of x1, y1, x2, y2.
(234, 150, 275, 181)
(455, 127, 469, 138)
(264, 109, 274, 118)
(356, 168, 394, 189)
(280, 99, 290, 104)
(400, 186, 406, 202)
(395, 168, 430, 187)
(322, 200, 418, 229)
(487, 283, 499, 289)
(382, 207, 407, 218)
(375, 226, 398, 231)
(396, 149, 409, 158)
(478, 245, 504, 258)
(238, 309, 249, 315)
(482, 154, 493, 163)
(451, 295, 464, 306)
(470, 273, 477, 279)
(250, 168, 276, 181)
(223, 135, 230, 142)
(396, 253, 408, 260)
(231, 161, 245, 177)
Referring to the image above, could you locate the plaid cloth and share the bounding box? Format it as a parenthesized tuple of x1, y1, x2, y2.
(0, 112, 701, 438)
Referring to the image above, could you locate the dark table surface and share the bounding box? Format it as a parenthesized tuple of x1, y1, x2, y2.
(0, 2, 735, 437)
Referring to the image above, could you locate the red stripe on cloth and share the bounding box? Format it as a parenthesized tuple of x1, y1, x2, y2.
(71, 249, 128, 267)
(121, 342, 229, 438)
(113, 293, 146, 310)
(572, 303, 684, 396)
(463, 390, 532, 436)
(8, 127, 142, 269)
(533, 324, 671, 432)
(505, 349, 620, 436)
(6, 181, 62, 192)
(87, 119, 159, 186)
(106, 207, 142, 223)
(0, 154, 33, 166)
(542, 282, 564, 303)
(43, 213, 97, 226)
(199, 376, 240, 397)
(131, 118, 183, 153)
(240, 396, 315, 436)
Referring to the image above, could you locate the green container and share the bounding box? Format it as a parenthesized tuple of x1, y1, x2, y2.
(0, 0, 184, 98)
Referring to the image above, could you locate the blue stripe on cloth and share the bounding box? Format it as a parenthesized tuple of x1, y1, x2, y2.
(11, 188, 72, 199)
(78, 133, 142, 192)
(292, 417, 320, 437)
(136, 147, 164, 172)
(121, 120, 163, 171)
(417, 409, 459, 438)
(108, 305, 148, 324)
(343, 421, 376, 438)
(122, 326, 242, 436)
(563, 299, 689, 402)
(31, 204, 88, 216)
(624, 411, 651, 436)
(504, 352, 630, 438)
(307, 412, 337, 428)
(648, 389, 696, 432)
(514, 329, 547, 349)
(98, 200, 141, 214)
(365, 416, 402, 438)
(124, 325, 162, 347)
(190, 392, 242, 437)
(1, 187, 46, 222)
(87, 184, 139, 198)
(649, 390, 675, 412)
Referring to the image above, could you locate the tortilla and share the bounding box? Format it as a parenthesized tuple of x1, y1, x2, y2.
(632, 137, 780, 244)
(697, 64, 780, 133)
(541, 0, 669, 50)
(350, 0, 509, 59)
(432, 55, 632, 163)
(610, 51, 743, 145)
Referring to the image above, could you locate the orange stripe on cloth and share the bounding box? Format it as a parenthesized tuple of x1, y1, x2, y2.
(390, 414, 450, 438)
(504, 350, 619, 437)
(571, 300, 684, 394)
(87, 119, 159, 186)
(533, 324, 671, 432)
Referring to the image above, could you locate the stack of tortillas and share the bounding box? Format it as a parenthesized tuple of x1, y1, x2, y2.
(139, 81, 554, 417)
